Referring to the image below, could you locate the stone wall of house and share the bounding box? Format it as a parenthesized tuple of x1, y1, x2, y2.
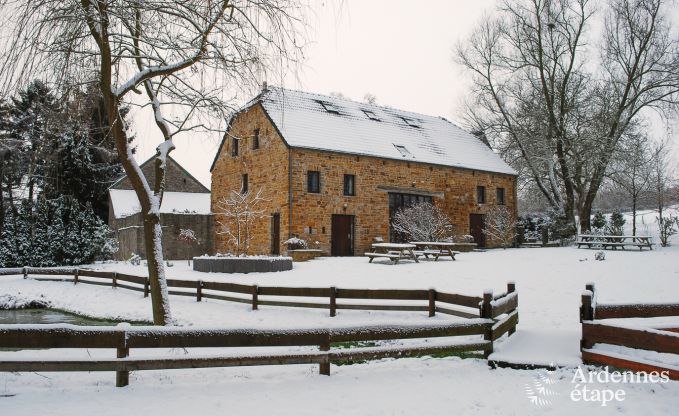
(211, 104, 517, 256)
(113, 156, 208, 193)
(112, 212, 213, 260)
(210, 103, 291, 255)
(289, 149, 517, 255)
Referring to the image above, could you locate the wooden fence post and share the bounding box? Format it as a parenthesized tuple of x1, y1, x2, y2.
(116, 346, 129, 387)
(585, 282, 595, 299)
(507, 282, 517, 335)
(143, 278, 150, 298)
(112, 272, 117, 288)
(252, 285, 259, 310)
(319, 339, 330, 376)
(329, 286, 337, 317)
(197, 280, 203, 302)
(74, 269, 79, 285)
(581, 290, 594, 322)
(23, 267, 27, 279)
(428, 289, 436, 317)
(481, 290, 494, 358)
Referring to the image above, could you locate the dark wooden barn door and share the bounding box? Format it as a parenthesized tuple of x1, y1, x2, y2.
(331, 215, 354, 256)
(469, 214, 486, 248)
(271, 213, 280, 255)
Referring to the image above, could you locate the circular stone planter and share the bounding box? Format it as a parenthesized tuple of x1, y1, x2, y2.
(193, 256, 293, 274)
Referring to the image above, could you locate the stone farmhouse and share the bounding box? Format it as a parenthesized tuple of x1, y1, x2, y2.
(210, 86, 517, 256)
(108, 155, 212, 260)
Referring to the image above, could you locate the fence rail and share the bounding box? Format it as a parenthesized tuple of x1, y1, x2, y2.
(2, 267, 519, 322)
(0, 321, 494, 386)
(0, 267, 520, 387)
(580, 283, 679, 380)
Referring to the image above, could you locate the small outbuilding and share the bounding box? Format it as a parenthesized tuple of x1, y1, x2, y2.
(108, 155, 213, 260)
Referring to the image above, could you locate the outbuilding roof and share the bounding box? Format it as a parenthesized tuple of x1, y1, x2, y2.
(109, 189, 211, 219)
(212, 87, 517, 176)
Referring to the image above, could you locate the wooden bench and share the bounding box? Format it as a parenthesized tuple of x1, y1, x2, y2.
(577, 235, 652, 251)
(364, 253, 403, 264)
(417, 249, 460, 261)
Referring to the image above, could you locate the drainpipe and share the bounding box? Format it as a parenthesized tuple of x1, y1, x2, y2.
(288, 150, 293, 238)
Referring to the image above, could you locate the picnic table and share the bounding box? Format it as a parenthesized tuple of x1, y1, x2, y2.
(365, 243, 419, 264)
(577, 235, 653, 251)
(409, 241, 460, 261)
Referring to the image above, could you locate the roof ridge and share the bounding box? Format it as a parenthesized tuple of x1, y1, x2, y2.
(264, 86, 450, 122)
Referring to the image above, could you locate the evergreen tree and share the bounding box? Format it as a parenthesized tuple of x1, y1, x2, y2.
(591, 212, 607, 234)
(607, 210, 626, 236)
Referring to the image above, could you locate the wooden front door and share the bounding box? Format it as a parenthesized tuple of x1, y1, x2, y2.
(331, 215, 354, 256)
(271, 213, 280, 255)
(470, 214, 486, 248)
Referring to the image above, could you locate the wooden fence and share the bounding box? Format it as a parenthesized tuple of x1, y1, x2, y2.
(0, 321, 497, 387)
(0, 267, 520, 386)
(580, 283, 679, 380)
(2, 267, 518, 322)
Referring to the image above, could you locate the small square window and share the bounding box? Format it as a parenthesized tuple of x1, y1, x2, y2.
(344, 174, 355, 196)
(496, 187, 505, 205)
(231, 137, 239, 157)
(316, 100, 340, 114)
(394, 144, 412, 158)
(253, 128, 260, 150)
(477, 186, 486, 204)
(241, 174, 248, 194)
(399, 116, 421, 128)
(362, 109, 380, 121)
(307, 171, 320, 193)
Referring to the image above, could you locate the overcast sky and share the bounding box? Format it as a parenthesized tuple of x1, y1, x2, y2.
(130, 0, 677, 187)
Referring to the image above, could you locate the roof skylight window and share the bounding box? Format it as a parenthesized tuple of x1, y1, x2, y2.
(399, 116, 421, 128)
(394, 144, 413, 158)
(316, 100, 340, 114)
(362, 109, 380, 121)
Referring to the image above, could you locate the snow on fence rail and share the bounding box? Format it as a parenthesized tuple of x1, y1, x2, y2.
(0, 320, 494, 387)
(580, 283, 679, 380)
(0, 267, 519, 387)
(2, 268, 519, 325)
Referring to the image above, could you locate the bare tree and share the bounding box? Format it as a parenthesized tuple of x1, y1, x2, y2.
(178, 228, 200, 266)
(215, 188, 269, 256)
(609, 132, 657, 235)
(391, 202, 453, 242)
(483, 206, 517, 248)
(0, 1, 306, 324)
(457, 0, 679, 232)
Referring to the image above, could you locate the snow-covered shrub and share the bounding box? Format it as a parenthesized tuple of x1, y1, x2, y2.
(391, 202, 453, 242)
(595, 251, 606, 261)
(657, 214, 678, 247)
(483, 206, 517, 248)
(607, 210, 626, 236)
(461, 234, 475, 243)
(284, 237, 308, 250)
(545, 209, 576, 245)
(128, 253, 141, 265)
(591, 211, 607, 234)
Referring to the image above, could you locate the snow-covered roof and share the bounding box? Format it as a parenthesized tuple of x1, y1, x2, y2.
(250, 87, 516, 175)
(109, 189, 211, 219)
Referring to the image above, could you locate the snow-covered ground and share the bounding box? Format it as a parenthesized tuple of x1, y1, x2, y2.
(1, 208, 678, 415)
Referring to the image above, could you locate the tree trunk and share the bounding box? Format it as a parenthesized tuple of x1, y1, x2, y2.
(578, 201, 592, 233)
(143, 213, 173, 325)
(632, 196, 637, 236)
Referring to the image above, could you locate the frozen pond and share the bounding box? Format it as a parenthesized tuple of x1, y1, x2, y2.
(0, 308, 127, 326)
